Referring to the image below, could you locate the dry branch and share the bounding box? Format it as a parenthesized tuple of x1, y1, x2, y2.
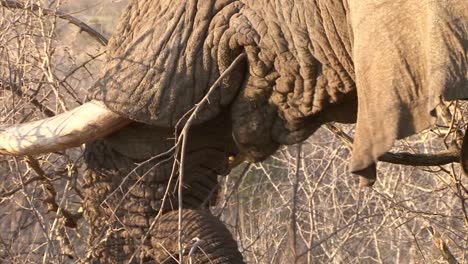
(0, 0, 108, 46)
(325, 123, 460, 167)
(26, 156, 81, 228)
(0, 82, 56, 117)
(379, 149, 458, 166)
(428, 226, 460, 264)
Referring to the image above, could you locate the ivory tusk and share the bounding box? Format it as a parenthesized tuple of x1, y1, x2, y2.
(0, 100, 131, 156)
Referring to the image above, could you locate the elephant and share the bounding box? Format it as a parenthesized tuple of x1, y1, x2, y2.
(150, 209, 244, 263)
(0, 0, 467, 263)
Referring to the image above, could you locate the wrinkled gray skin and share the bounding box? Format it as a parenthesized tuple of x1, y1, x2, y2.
(83, 112, 240, 262)
(150, 209, 244, 263)
(84, 0, 467, 262)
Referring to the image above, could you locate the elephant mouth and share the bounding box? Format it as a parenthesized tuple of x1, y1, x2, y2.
(0, 100, 130, 156)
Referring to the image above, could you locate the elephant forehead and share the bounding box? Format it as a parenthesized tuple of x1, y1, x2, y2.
(92, 0, 246, 127)
(92, 0, 356, 130)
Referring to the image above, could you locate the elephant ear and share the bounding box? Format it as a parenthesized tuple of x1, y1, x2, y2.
(348, 1, 468, 173)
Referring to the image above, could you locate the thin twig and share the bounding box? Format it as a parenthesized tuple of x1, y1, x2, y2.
(428, 226, 460, 264)
(289, 144, 301, 262)
(325, 123, 460, 167)
(0, 82, 55, 117)
(25, 156, 81, 228)
(0, 175, 43, 198)
(174, 53, 246, 263)
(215, 163, 251, 217)
(1, 0, 108, 46)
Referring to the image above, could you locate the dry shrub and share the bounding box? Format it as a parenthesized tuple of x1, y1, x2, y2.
(0, 1, 124, 262)
(217, 118, 468, 263)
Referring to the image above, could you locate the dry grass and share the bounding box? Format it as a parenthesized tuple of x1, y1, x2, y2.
(0, 1, 467, 263)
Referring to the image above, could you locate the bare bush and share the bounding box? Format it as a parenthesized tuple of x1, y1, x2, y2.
(0, 1, 123, 262)
(217, 117, 468, 263)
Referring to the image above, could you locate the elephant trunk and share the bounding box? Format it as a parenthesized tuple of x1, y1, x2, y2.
(151, 209, 244, 264)
(81, 112, 242, 263)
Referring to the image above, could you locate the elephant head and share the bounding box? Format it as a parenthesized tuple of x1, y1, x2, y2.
(0, 0, 466, 263)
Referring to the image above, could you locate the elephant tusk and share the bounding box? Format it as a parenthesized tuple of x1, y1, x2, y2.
(0, 100, 131, 156)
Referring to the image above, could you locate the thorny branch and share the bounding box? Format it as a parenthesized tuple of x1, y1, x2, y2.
(25, 156, 81, 228)
(0, 82, 56, 117)
(1, 0, 108, 46)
